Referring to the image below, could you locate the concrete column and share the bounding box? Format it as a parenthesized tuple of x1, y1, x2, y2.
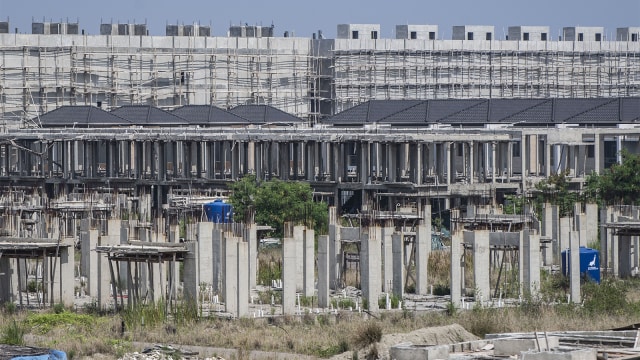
(595, 134, 604, 174)
(245, 222, 257, 289)
(585, 203, 598, 247)
(79, 219, 96, 296)
(450, 230, 463, 307)
(382, 222, 394, 293)
(0, 257, 13, 303)
(98, 220, 121, 308)
(237, 240, 249, 317)
(183, 242, 199, 301)
(52, 237, 75, 306)
(303, 227, 315, 297)
(559, 217, 571, 256)
(491, 142, 497, 183)
(328, 207, 340, 290)
(282, 231, 297, 315)
(469, 141, 474, 184)
(529, 135, 538, 175)
(223, 236, 239, 316)
(197, 222, 214, 286)
(212, 227, 223, 292)
(523, 230, 540, 297)
(445, 142, 451, 185)
(541, 204, 553, 266)
(247, 141, 255, 174)
(392, 233, 404, 298)
(415, 143, 422, 185)
(471, 230, 491, 302)
(545, 143, 552, 177)
(360, 230, 380, 311)
(415, 204, 431, 295)
(619, 235, 632, 278)
(317, 235, 330, 308)
(293, 225, 305, 291)
(569, 231, 581, 303)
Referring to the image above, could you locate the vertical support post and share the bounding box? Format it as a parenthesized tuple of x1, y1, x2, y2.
(317, 235, 330, 308)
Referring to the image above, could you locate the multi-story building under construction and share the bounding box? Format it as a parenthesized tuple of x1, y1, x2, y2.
(0, 22, 638, 125)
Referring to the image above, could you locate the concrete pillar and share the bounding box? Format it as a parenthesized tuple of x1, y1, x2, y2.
(282, 231, 297, 315)
(415, 205, 431, 295)
(0, 257, 13, 303)
(212, 227, 223, 292)
(360, 230, 381, 311)
(183, 242, 199, 301)
(585, 203, 598, 247)
(450, 230, 463, 307)
(98, 221, 120, 308)
(79, 219, 96, 296)
(445, 142, 451, 185)
(471, 230, 491, 302)
(522, 230, 540, 297)
(197, 222, 214, 286)
(542, 204, 554, 266)
(619, 235, 632, 278)
(223, 236, 239, 316)
(569, 231, 581, 303)
(469, 141, 475, 184)
(237, 240, 249, 317)
(491, 142, 497, 183)
(293, 225, 305, 291)
(303, 227, 315, 297)
(317, 235, 330, 308)
(245, 222, 257, 289)
(52, 237, 75, 306)
(392, 233, 404, 298)
(382, 222, 394, 293)
(328, 207, 340, 290)
(559, 217, 571, 256)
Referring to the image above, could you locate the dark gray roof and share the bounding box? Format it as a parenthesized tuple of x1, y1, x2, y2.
(111, 106, 189, 125)
(229, 105, 304, 125)
(321, 98, 640, 126)
(38, 106, 131, 127)
(172, 105, 251, 125)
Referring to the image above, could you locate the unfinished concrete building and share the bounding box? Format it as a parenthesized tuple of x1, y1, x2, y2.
(0, 22, 638, 125)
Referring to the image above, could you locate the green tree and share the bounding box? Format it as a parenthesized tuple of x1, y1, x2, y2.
(585, 150, 640, 205)
(228, 175, 328, 238)
(534, 170, 579, 217)
(228, 174, 258, 222)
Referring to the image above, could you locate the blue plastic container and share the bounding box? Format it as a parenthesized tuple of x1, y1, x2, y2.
(561, 247, 600, 283)
(203, 199, 233, 223)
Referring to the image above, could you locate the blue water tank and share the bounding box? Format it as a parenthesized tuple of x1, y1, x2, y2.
(203, 200, 233, 223)
(561, 247, 600, 284)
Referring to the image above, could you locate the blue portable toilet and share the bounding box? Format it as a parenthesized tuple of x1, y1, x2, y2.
(561, 247, 600, 284)
(203, 199, 233, 223)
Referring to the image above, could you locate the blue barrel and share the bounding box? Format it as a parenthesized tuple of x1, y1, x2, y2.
(203, 199, 233, 223)
(561, 247, 600, 283)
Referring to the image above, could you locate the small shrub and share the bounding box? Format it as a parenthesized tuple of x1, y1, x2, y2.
(433, 283, 450, 296)
(582, 279, 628, 315)
(1, 320, 25, 345)
(4, 302, 16, 314)
(353, 322, 382, 349)
(53, 303, 65, 314)
(377, 294, 400, 309)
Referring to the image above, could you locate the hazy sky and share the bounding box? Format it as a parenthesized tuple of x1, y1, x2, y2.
(0, 0, 638, 39)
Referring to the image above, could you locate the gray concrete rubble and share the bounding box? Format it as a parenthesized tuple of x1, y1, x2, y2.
(390, 330, 638, 360)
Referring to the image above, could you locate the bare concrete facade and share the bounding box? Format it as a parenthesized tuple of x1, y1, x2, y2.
(0, 30, 639, 124)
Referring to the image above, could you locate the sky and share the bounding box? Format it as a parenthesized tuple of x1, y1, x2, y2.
(0, 0, 638, 39)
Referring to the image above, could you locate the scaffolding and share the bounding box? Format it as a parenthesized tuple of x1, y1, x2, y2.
(0, 35, 639, 125)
